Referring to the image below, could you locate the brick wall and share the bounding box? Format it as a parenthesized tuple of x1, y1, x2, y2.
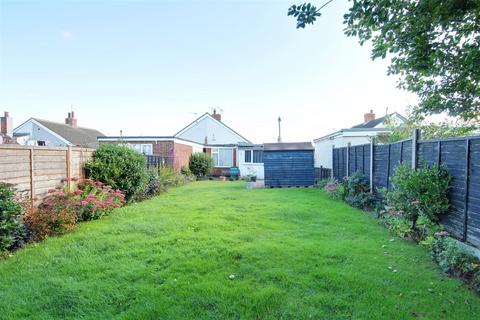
(173, 142, 192, 172)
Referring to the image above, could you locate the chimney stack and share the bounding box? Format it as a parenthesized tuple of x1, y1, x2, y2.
(65, 111, 78, 128)
(1, 111, 13, 137)
(212, 109, 221, 122)
(364, 110, 375, 123)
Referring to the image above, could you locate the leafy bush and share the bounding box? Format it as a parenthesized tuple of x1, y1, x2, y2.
(0, 183, 26, 252)
(316, 179, 329, 189)
(189, 152, 213, 177)
(429, 236, 480, 293)
(180, 165, 191, 176)
(23, 179, 125, 240)
(24, 191, 78, 241)
(342, 172, 374, 209)
(86, 144, 147, 201)
(159, 166, 187, 189)
(324, 179, 343, 199)
(136, 169, 161, 201)
(388, 164, 451, 227)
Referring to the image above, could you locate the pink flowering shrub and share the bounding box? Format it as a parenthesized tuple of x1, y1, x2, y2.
(23, 178, 125, 240)
(324, 180, 343, 199)
(73, 179, 125, 221)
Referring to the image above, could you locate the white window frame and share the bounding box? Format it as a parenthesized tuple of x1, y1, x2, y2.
(244, 150, 252, 163)
(243, 149, 263, 164)
(130, 143, 153, 155)
(211, 147, 234, 168)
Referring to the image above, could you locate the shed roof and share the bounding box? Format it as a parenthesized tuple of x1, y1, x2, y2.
(264, 142, 313, 151)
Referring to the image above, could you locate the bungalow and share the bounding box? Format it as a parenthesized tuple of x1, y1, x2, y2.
(13, 112, 105, 148)
(98, 110, 254, 174)
(314, 110, 406, 169)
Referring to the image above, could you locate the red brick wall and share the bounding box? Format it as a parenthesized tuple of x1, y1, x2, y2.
(153, 141, 174, 157)
(100, 140, 174, 157)
(173, 142, 193, 172)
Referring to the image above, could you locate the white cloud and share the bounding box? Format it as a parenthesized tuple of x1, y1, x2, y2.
(61, 31, 73, 39)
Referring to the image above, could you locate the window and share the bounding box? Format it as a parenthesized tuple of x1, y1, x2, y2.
(37, 141, 46, 146)
(211, 148, 233, 167)
(244, 149, 263, 163)
(253, 150, 263, 163)
(244, 150, 252, 163)
(130, 143, 153, 155)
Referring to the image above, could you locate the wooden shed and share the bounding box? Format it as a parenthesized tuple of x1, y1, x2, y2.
(263, 142, 315, 187)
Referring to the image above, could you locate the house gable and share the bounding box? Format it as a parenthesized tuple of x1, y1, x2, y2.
(174, 113, 250, 145)
(14, 118, 72, 146)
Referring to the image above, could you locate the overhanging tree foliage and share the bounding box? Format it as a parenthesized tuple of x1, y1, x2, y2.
(288, 1, 480, 120)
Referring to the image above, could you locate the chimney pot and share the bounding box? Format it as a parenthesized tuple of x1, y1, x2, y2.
(212, 109, 221, 122)
(1, 111, 13, 137)
(65, 111, 78, 128)
(364, 110, 376, 123)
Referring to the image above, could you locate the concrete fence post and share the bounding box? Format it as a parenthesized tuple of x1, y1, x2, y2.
(411, 129, 420, 170)
(369, 138, 374, 192)
(346, 143, 351, 177)
(331, 144, 335, 179)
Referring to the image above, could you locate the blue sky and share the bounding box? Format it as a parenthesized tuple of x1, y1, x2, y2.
(0, 0, 417, 142)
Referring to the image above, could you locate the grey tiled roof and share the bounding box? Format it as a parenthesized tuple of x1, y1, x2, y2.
(33, 118, 105, 148)
(351, 112, 406, 129)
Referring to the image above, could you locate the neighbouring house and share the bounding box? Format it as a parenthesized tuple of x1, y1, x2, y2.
(264, 142, 315, 187)
(13, 112, 105, 148)
(314, 110, 406, 169)
(0, 112, 16, 144)
(98, 110, 254, 174)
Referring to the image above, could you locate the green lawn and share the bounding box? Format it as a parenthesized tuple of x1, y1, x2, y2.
(1, 181, 479, 319)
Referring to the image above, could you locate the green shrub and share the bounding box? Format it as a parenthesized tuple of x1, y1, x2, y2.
(0, 183, 26, 252)
(342, 172, 374, 209)
(429, 236, 480, 293)
(181, 165, 191, 176)
(24, 190, 78, 241)
(159, 166, 186, 189)
(388, 164, 451, 227)
(189, 152, 213, 177)
(316, 179, 329, 189)
(86, 144, 147, 201)
(136, 169, 161, 201)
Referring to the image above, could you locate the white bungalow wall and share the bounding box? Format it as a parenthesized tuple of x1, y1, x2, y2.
(176, 115, 248, 145)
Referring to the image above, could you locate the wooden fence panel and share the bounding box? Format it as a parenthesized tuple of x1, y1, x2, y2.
(332, 135, 480, 248)
(0, 146, 94, 202)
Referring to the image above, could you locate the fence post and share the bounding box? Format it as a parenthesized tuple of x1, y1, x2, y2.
(29, 147, 35, 203)
(369, 138, 374, 192)
(463, 139, 471, 242)
(437, 141, 441, 165)
(386, 144, 391, 190)
(346, 143, 351, 177)
(66, 146, 72, 191)
(411, 129, 420, 170)
(399, 141, 403, 163)
(331, 145, 335, 179)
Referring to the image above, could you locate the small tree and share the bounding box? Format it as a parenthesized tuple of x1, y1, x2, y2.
(288, 1, 480, 120)
(85, 144, 147, 201)
(189, 152, 213, 177)
(388, 164, 451, 228)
